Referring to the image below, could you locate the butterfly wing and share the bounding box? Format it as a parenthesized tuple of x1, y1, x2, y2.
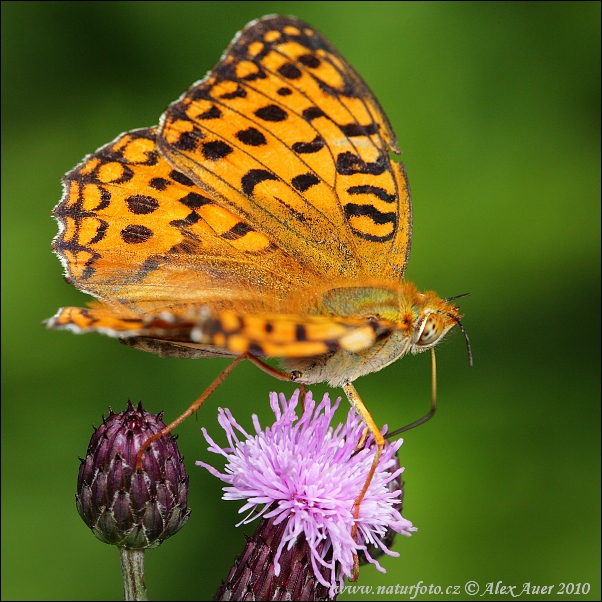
(49, 126, 390, 357)
(52, 127, 321, 315)
(158, 15, 412, 282)
(48, 303, 385, 360)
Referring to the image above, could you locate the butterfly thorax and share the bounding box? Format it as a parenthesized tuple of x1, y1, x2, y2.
(282, 282, 460, 387)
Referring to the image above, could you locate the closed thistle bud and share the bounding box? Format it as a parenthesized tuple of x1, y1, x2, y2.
(76, 400, 191, 549)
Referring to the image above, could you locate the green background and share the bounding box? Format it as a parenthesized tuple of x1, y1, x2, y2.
(2, 2, 599, 600)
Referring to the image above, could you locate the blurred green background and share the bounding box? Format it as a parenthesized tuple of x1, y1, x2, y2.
(2, 2, 599, 600)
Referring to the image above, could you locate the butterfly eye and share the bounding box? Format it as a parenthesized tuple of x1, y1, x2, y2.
(416, 313, 444, 346)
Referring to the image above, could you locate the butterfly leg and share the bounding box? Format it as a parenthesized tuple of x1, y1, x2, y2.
(355, 426, 370, 452)
(342, 382, 385, 582)
(242, 354, 308, 407)
(135, 353, 297, 470)
(136, 354, 249, 470)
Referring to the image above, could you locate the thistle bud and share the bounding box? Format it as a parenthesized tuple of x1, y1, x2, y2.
(76, 400, 190, 549)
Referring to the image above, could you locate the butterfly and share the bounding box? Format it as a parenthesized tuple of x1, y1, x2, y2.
(47, 15, 467, 575)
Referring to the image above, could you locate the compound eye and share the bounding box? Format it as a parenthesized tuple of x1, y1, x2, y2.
(417, 313, 444, 346)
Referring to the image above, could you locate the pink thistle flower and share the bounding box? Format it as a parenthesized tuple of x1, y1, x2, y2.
(197, 390, 416, 596)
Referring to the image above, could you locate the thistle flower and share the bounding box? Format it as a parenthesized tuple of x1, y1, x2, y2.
(359, 452, 404, 567)
(197, 390, 416, 597)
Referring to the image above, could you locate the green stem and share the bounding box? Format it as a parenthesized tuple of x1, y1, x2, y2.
(119, 548, 148, 601)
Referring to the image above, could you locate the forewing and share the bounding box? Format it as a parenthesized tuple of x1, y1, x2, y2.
(158, 15, 412, 282)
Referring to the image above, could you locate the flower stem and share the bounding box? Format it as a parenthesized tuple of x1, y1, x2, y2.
(119, 547, 148, 601)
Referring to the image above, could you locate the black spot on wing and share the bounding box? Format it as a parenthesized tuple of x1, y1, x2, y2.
(236, 128, 267, 146)
(278, 63, 302, 79)
(125, 195, 159, 215)
(137, 256, 161, 277)
(255, 104, 288, 122)
(88, 220, 108, 245)
(297, 53, 321, 69)
(179, 192, 214, 210)
(302, 106, 325, 121)
(339, 123, 378, 137)
(219, 85, 247, 99)
(198, 105, 222, 120)
(202, 140, 233, 161)
(171, 130, 202, 151)
(248, 343, 265, 357)
(221, 221, 254, 240)
(295, 324, 307, 341)
(121, 224, 153, 244)
(168, 238, 202, 255)
(347, 185, 396, 204)
(344, 203, 396, 242)
(291, 173, 319, 192)
(336, 151, 387, 176)
(292, 136, 325, 154)
(241, 169, 278, 196)
(170, 171, 195, 186)
(170, 211, 201, 228)
(150, 177, 170, 191)
(241, 69, 267, 82)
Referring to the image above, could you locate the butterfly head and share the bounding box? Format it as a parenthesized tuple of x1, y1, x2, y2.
(409, 292, 472, 365)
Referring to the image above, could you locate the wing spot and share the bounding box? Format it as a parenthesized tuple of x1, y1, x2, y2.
(248, 342, 265, 356)
(264, 29, 281, 43)
(125, 194, 160, 215)
(291, 173, 320, 192)
(219, 85, 247, 99)
(149, 177, 170, 191)
(202, 140, 233, 161)
(292, 136, 325, 154)
(255, 104, 288, 122)
(283, 25, 301, 36)
(173, 130, 201, 151)
(247, 41, 264, 57)
(298, 53, 321, 68)
(241, 169, 278, 196)
(236, 127, 267, 146)
(347, 185, 396, 204)
(89, 221, 108, 245)
(121, 224, 153, 244)
(336, 151, 387, 176)
(340, 123, 378, 137)
(179, 192, 214, 209)
(221, 222, 254, 240)
(170, 170, 195, 186)
(171, 210, 202, 227)
(344, 203, 397, 242)
(278, 63, 302, 79)
(277, 87, 292, 96)
(302, 106, 325, 121)
(197, 105, 222, 120)
(344, 203, 396, 225)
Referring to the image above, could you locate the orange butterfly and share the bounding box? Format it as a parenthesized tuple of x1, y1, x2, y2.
(47, 15, 467, 574)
